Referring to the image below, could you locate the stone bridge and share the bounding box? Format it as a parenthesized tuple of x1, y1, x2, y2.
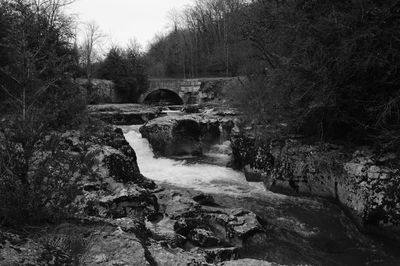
(140, 78, 233, 105)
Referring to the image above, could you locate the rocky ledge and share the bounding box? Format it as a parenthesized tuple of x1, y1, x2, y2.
(140, 113, 236, 156)
(231, 132, 400, 238)
(0, 122, 276, 265)
(88, 104, 162, 125)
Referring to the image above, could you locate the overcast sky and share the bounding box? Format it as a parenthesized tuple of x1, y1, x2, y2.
(68, 0, 191, 51)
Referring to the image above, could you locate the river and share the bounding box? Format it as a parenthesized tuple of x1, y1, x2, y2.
(122, 124, 399, 266)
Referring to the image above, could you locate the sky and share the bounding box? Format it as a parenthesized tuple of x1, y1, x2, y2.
(68, 0, 192, 51)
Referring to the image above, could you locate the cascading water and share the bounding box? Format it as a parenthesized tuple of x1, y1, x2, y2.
(123, 125, 266, 196)
(122, 123, 398, 266)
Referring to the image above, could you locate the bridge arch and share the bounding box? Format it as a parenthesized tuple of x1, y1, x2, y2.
(142, 89, 183, 105)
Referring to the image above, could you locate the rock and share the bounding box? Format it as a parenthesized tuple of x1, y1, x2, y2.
(140, 114, 235, 156)
(188, 228, 220, 247)
(148, 243, 208, 266)
(146, 218, 187, 248)
(173, 207, 265, 249)
(158, 190, 266, 250)
(231, 133, 274, 183)
(182, 104, 201, 113)
(231, 132, 400, 235)
(193, 193, 216, 206)
(0, 231, 45, 265)
(140, 117, 203, 156)
(54, 125, 159, 223)
(88, 104, 161, 125)
(204, 247, 239, 263)
(82, 228, 150, 266)
(219, 258, 281, 266)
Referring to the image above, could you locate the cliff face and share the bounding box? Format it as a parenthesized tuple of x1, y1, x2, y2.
(231, 133, 400, 236)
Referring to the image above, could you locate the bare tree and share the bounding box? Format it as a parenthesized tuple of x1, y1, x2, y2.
(80, 21, 104, 81)
(127, 38, 143, 58)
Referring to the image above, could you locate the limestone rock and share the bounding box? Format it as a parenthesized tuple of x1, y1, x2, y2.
(88, 104, 161, 125)
(220, 258, 281, 266)
(231, 133, 400, 234)
(140, 114, 235, 156)
(193, 193, 216, 206)
(188, 228, 220, 247)
(204, 247, 239, 263)
(148, 243, 208, 266)
(0, 231, 45, 265)
(82, 228, 149, 266)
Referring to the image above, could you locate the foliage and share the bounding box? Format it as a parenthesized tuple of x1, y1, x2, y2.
(0, 0, 80, 118)
(232, 0, 400, 148)
(146, 0, 400, 148)
(97, 46, 148, 102)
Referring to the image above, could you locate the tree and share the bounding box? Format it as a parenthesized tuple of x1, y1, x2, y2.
(0, 0, 85, 226)
(145, 0, 249, 78)
(0, 0, 77, 121)
(98, 46, 148, 102)
(80, 21, 104, 81)
(234, 0, 400, 147)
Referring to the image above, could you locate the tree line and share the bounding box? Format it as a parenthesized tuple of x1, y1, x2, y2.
(146, 0, 400, 148)
(146, 0, 251, 78)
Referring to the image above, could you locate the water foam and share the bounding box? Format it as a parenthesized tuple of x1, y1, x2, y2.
(122, 125, 266, 196)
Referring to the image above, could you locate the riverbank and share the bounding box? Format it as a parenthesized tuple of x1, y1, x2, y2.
(0, 120, 280, 265)
(123, 122, 400, 265)
(2, 105, 399, 265)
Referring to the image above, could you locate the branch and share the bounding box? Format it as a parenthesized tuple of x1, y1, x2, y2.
(0, 84, 23, 105)
(0, 67, 23, 87)
(26, 80, 58, 112)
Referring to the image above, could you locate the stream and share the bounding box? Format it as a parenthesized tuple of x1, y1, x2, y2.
(122, 124, 399, 266)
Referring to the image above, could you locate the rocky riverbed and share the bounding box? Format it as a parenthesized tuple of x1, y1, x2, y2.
(3, 104, 399, 265)
(0, 121, 280, 265)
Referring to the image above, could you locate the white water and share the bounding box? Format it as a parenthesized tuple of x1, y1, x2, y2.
(121, 125, 398, 266)
(122, 125, 269, 196)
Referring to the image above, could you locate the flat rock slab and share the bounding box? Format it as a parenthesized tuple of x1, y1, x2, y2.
(82, 228, 149, 266)
(219, 258, 282, 266)
(89, 104, 162, 125)
(148, 243, 207, 266)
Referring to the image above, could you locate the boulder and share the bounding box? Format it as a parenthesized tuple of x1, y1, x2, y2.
(188, 228, 220, 247)
(140, 114, 235, 156)
(148, 243, 208, 266)
(193, 193, 216, 206)
(52, 125, 159, 223)
(0, 231, 47, 265)
(231, 133, 274, 183)
(82, 228, 149, 266)
(204, 247, 239, 263)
